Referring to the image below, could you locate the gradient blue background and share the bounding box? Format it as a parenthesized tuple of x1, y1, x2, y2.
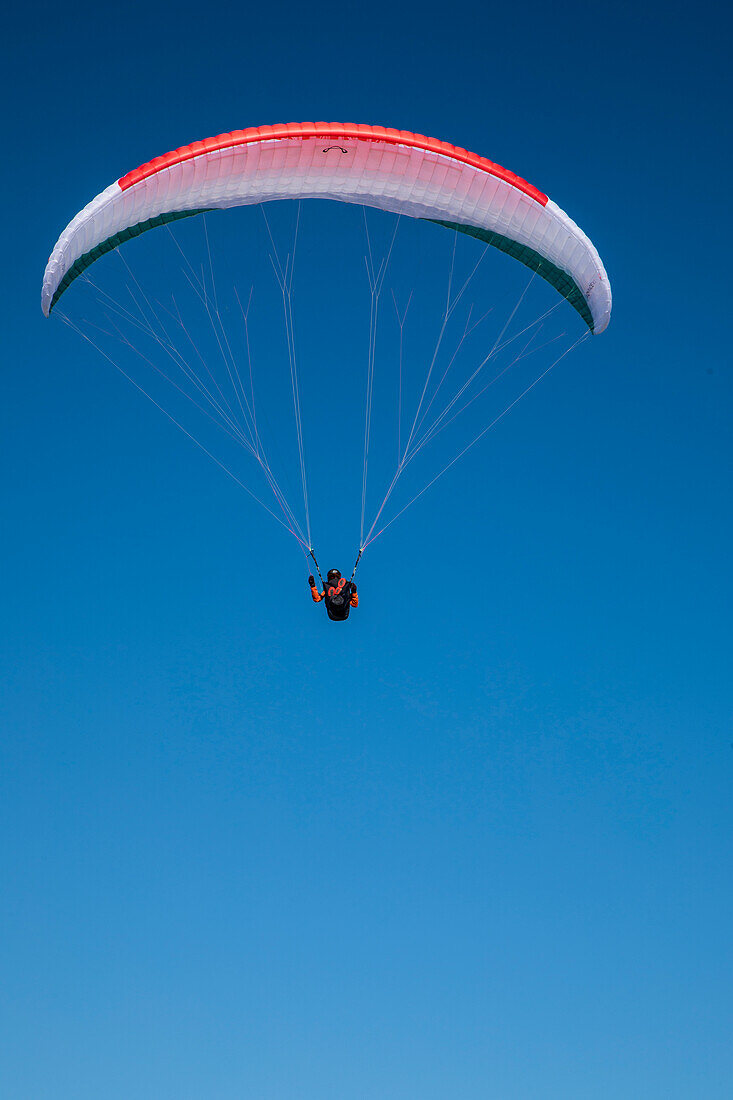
(2, 2, 732, 1097)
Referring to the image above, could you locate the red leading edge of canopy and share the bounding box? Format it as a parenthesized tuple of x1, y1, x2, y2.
(118, 122, 549, 207)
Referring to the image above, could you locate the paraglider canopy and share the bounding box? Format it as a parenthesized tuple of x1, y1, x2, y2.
(42, 122, 611, 333)
(41, 122, 612, 573)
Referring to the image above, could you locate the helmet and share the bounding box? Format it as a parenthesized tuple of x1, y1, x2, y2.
(326, 569, 341, 583)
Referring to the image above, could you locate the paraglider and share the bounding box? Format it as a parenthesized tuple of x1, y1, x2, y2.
(309, 569, 359, 622)
(41, 122, 612, 592)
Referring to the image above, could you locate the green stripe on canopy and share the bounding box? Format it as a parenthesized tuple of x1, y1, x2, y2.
(49, 208, 211, 314)
(429, 219, 594, 332)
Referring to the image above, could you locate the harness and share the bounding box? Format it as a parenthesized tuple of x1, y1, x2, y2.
(324, 577, 353, 621)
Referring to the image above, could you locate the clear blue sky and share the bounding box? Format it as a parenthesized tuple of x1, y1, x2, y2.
(2, 2, 732, 1097)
